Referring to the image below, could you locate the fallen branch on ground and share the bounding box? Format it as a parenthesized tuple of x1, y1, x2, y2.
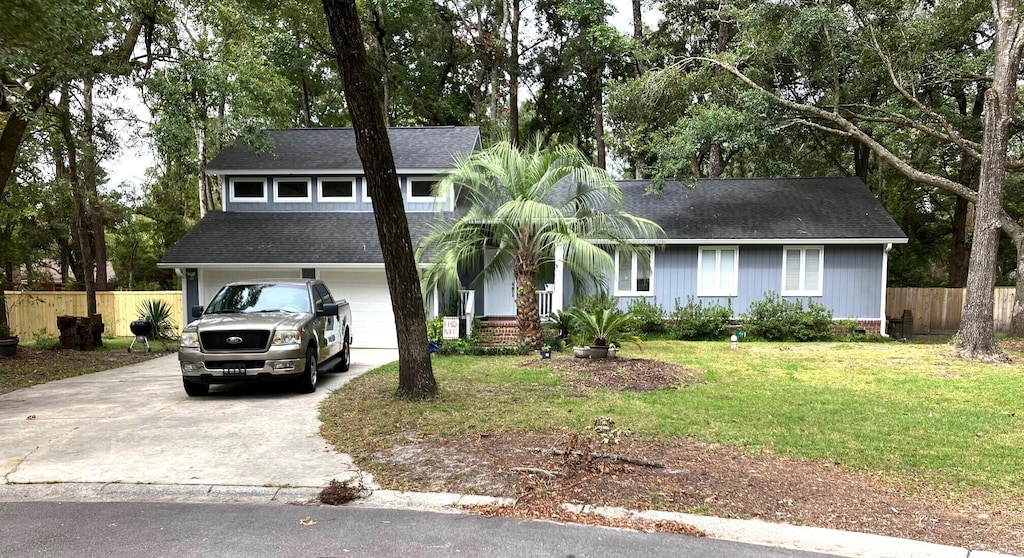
(528, 447, 665, 468)
(510, 466, 563, 478)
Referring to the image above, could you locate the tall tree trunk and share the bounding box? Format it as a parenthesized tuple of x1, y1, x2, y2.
(59, 85, 97, 316)
(83, 76, 108, 292)
(509, 0, 521, 146)
(490, 0, 509, 126)
(958, 0, 1024, 360)
(514, 239, 542, 347)
(632, 0, 644, 75)
(1010, 235, 1024, 335)
(371, 6, 392, 127)
(322, 0, 437, 398)
(197, 122, 213, 217)
(595, 90, 606, 169)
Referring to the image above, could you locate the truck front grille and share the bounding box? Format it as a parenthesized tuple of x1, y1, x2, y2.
(200, 330, 271, 351)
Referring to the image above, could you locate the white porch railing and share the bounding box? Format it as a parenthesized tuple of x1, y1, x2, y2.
(538, 289, 554, 319)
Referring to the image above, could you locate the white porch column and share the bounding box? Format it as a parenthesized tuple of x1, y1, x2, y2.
(554, 245, 565, 313)
(880, 243, 892, 337)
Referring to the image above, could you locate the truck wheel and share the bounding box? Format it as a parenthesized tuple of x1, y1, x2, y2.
(296, 346, 317, 393)
(338, 336, 351, 372)
(183, 378, 209, 397)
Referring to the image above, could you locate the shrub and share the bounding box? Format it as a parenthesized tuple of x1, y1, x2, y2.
(571, 291, 618, 315)
(426, 316, 444, 343)
(741, 292, 833, 341)
(626, 298, 667, 334)
(669, 297, 732, 340)
(565, 307, 643, 348)
(434, 338, 532, 356)
(136, 299, 178, 340)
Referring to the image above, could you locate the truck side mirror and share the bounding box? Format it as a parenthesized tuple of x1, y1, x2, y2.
(317, 303, 339, 317)
(191, 305, 204, 318)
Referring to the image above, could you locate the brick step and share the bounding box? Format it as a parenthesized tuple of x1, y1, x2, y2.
(475, 319, 519, 347)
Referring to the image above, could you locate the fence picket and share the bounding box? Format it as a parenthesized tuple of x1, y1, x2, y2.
(886, 287, 1013, 334)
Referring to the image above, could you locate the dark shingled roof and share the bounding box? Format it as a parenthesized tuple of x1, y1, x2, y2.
(620, 177, 906, 241)
(159, 212, 437, 265)
(206, 127, 481, 172)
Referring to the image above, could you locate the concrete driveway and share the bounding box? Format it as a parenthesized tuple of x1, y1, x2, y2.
(0, 350, 397, 489)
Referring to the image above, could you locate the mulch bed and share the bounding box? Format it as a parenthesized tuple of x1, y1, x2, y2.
(520, 356, 702, 393)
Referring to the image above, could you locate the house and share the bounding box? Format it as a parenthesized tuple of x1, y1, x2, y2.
(158, 126, 482, 348)
(593, 178, 908, 335)
(160, 127, 907, 347)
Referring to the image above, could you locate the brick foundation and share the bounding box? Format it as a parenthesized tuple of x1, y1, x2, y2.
(476, 318, 520, 347)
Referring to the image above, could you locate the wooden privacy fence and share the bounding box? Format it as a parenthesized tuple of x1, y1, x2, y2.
(4, 291, 183, 339)
(886, 287, 1016, 335)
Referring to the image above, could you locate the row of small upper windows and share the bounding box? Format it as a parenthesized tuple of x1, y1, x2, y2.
(614, 246, 824, 298)
(228, 177, 443, 204)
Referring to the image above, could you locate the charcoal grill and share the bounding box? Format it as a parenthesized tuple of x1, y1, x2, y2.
(129, 320, 153, 353)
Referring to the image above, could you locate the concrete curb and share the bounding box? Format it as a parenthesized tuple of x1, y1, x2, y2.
(3, 483, 1016, 558)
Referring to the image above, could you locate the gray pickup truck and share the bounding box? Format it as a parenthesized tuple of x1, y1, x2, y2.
(178, 279, 352, 396)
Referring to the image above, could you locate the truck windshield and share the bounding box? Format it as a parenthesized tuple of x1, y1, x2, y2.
(205, 284, 311, 314)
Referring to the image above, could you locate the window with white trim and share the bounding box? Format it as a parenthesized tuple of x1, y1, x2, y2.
(614, 248, 654, 295)
(782, 246, 823, 296)
(274, 178, 312, 203)
(229, 178, 267, 203)
(408, 177, 443, 202)
(697, 246, 738, 296)
(318, 178, 355, 202)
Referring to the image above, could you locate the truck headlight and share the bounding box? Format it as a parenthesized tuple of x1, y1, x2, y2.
(180, 332, 199, 348)
(272, 330, 302, 345)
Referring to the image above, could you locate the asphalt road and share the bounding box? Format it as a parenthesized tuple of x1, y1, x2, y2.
(0, 501, 840, 558)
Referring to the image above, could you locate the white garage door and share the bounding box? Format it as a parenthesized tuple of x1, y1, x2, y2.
(319, 269, 397, 349)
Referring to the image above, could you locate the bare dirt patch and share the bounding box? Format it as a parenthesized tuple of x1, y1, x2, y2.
(370, 356, 1024, 554)
(0, 344, 171, 395)
(520, 356, 701, 393)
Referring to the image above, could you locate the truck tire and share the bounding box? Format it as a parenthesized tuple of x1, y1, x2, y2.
(338, 333, 351, 372)
(296, 346, 318, 393)
(183, 378, 209, 397)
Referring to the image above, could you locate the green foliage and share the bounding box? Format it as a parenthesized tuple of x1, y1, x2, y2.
(136, 299, 178, 340)
(426, 316, 444, 343)
(571, 291, 618, 315)
(626, 298, 667, 334)
(32, 328, 58, 350)
(741, 293, 834, 342)
(0, 323, 12, 339)
(669, 297, 732, 341)
(565, 307, 643, 348)
(434, 338, 532, 356)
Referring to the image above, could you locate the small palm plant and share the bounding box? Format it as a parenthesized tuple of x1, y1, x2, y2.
(136, 299, 178, 342)
(566, 307, 643, 349)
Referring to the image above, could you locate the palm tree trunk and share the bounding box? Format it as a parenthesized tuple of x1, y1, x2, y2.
(514, 239, 542, 347)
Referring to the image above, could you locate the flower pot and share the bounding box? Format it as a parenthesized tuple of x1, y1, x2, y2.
(0, 336, 19, 357)
(607, 347, 618, 358)
(589, 345, 609, 359)
(573, 346, 590, 358)
(540, 349, 552, 360)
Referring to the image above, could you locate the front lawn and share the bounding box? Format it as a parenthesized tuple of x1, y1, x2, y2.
(322, 339, 1024, 501)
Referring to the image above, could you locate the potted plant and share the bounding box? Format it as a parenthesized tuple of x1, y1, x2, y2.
(607, 343, 618, 358)
(565, 307, 642, 359)
(540, 344, 552, 359)
(0, 323, 19, 357)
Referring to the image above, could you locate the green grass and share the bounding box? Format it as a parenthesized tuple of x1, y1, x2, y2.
(0, 337, 178, 395)
(321, 339, 1024, 501)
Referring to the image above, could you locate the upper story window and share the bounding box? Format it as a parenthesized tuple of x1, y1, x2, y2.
(698, 246, 738, 297)
(318, 178, 355, 202)
(363, 179, 403, 203)
(408, 177, 443, 203)
(274, 178, 312, 203)
(229, 178, 267, 203)
(782, 246, 823, 296)
(614, 248, 654, 296)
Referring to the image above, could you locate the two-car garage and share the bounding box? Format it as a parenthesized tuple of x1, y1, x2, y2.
(196, 267, 398, 349)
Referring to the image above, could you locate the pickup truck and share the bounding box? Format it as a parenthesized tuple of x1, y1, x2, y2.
(178, 279, 352, 396)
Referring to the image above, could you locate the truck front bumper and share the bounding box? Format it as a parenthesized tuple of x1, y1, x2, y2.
(179, 346, 307, 384)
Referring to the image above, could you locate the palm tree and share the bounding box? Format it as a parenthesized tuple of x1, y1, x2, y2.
(419, 138, 662, 347)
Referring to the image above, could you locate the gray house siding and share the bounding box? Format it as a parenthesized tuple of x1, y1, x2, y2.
(612, 244, 885, 320)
